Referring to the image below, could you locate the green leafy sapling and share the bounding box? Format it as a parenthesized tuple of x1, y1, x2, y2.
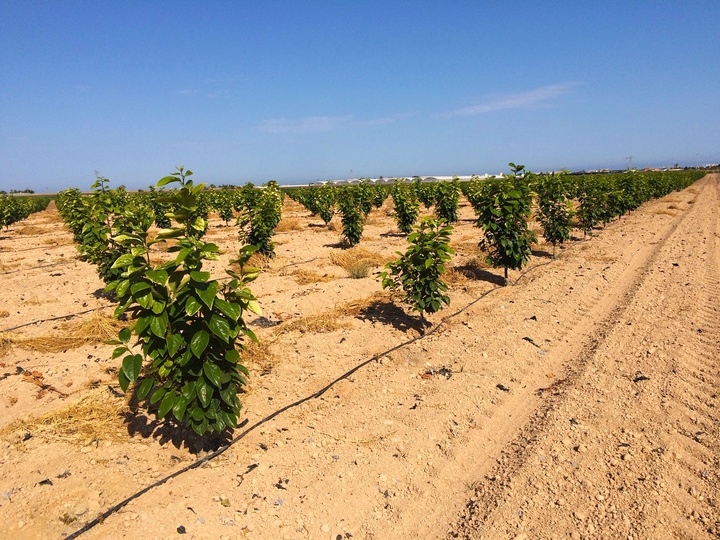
(378, 217, 455, 332)
(474, 163, 536, 285)
(535, 172, 575, 258)
(106, 167, 261, 436)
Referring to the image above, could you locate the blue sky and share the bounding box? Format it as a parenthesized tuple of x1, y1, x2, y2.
(1, 1, 719, 192)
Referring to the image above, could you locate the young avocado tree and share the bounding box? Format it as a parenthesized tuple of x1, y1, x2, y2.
(337, 188, 365, 246)
(534, 172, 575, 258)
(378, 217, 455, 332)
(391, 181, 421, 234)
(474, 163, 536, 285)
(237, 181, 284, 257)
(106, 167, 261, 436)
(434, 178, 461, 223)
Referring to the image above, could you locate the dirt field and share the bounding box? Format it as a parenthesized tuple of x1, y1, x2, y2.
(1, 174, 718, 540)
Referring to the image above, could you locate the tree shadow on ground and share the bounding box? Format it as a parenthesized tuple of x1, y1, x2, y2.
(531, 248, 553, 259)
(379, 231, 406, 238)
(122, 410, 233, 453)
(454, 264, 506, 287)
(249, 315, 281, 329)
(121, 390, 234, 453)
(323, 242, 350, 249)
(92, 288, 115, 301)
(354, 300, 427, 334)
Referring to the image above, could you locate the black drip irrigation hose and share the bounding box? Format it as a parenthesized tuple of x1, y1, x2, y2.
(0, 306, 113, 334)
(63, 247, 574, 539)
(0, 258, 76, 276)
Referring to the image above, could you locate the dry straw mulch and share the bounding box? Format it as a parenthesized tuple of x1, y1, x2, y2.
(330, 247, 394, 279)
(0, 387, 131, 444)
(0, 311, 124, 357)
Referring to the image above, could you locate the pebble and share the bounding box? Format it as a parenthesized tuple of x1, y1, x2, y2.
(596, 494, 606, 501)
(574, 511, 586, 521)
(513, 534, 528, 540)
(321, 524, 330, 533)
(689, 486, 698, 497)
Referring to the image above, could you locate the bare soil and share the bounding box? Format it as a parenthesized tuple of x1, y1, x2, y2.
(0, 174, 718, 540)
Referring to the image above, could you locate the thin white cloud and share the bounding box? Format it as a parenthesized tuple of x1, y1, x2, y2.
(258, 115, 354, 134)
(258, 112, 413, 134)
(441, 83, 580, 118)
(178, 89, 199, 96)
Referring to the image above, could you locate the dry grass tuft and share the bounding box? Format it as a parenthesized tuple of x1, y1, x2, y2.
(0, 333, 15, 357)
(445, 257, 491, 285)
(242, 338, 276, 375)
(0, 260, 18, 273)
(286, 269, 338, 285)
(338, 292, 390, 316)
(42, 237, 73, 246)
(282, 310, 350, 334)
(364, 214, 385, 226)
(281, 291, 390, 333)
(275, 217, 303, 232)
(15, 225, 48, 236)
(328, 221, 342, 232)
(6, 312, 124, 354)
(330, 247, 394, 278)
(0, 309, 9, 318)
(22, 296, 58, 306)
(0, 388, 131, 444)
(451, 240, 482, 255)
(245, 251, 269, 269)
(652, 208, 678, 217)
(66, 311, 125, 341)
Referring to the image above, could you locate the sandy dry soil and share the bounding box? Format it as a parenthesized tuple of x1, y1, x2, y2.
(0, 174, 718, 540)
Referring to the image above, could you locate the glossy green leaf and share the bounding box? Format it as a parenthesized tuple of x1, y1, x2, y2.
(196, 281, 218, 309)
(145, 270, 168, 285)
(208, 315, 231, 342)
(203, 362, 223, 388)
(167, 333, 183, 357)
(121, 354, 142, 382)
(190, 271, 210, 282)
(196, 378, 212, 408)
(111, 253, 134, 269)
(172, 394, 190, 421)
(190, 329, 210, 358)
(158, 392, 176, 419)
(116, 279, 131, 297)
(118, 369, 130, 392)
(150, 387, 166, 405)
(150, 311, 168, 337)
(119, 327, 131, 343)
(225, 348, 240, 364)
(215, 299, 241, 321)
(136, 378, 154, 400)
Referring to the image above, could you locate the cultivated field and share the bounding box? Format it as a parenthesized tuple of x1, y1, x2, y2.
(0, 174, 718, 539)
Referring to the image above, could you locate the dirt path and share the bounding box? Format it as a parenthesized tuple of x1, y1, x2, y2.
(0, 174, 717, 539)
(450, 174, 720, 539)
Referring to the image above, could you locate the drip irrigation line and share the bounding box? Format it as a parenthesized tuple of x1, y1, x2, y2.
(0, 259, 76, 276)
(276, 256, 323, 271)
(11, 243, 72, 253)
(64, 246, 568, 539)
(0, 306, 112, 334)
